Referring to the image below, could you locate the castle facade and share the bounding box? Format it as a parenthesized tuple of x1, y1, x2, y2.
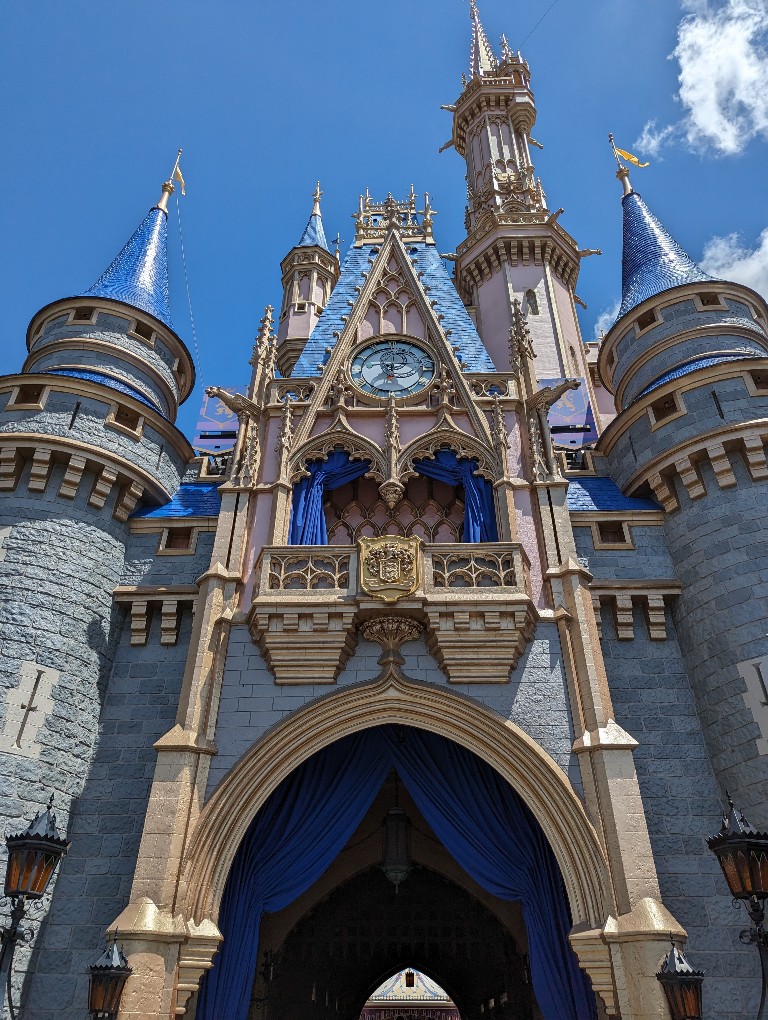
(1, 6, 767, 1020)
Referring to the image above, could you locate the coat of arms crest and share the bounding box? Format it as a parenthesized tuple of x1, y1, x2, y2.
(359, 536, 421, 603)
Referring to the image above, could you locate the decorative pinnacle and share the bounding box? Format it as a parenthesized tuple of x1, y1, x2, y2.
(312, 181, 323, 217)
(156, 149, 184, 215)
(608, 134, 633, 198)
(469, 0, 498, 78)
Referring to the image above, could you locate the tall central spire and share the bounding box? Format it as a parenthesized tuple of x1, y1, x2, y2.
(469, 0, 498, 78)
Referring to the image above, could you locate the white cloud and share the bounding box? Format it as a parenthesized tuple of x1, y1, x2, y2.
(634, 120, 678, 159)
(636, 0, 768, 158)
(594, 300, 621, 339)
(700, 228, 768, 299)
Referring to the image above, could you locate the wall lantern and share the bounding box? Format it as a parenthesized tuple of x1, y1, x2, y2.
(381, 775, 412, 891)
(1, 795, 69, 1020)
(88, 935, 133, 1020)
(655, 940, 704, 1020)
(707, 796, 768, 1020)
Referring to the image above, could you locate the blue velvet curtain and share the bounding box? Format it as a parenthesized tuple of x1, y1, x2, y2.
(414, 449, 498, 542)
(197, 726, 595, 1020)
(289, 450, 371, 545)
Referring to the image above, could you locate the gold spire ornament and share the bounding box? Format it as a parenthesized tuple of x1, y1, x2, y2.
(608, 133, 648, 197)
(156, 149, 186, 213)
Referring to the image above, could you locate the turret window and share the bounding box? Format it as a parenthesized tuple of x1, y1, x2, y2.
(648, 391, 685, 429)
(592, 520, 633, 549)
(71, 306, 96, 323)
(525, 289, 540, 315)
(159, 526, 197, 554)
(635, 309, 659, 333)
(131, 320, 155, 344)
(748, 370, 768, 394)
(695, 292, 727, 310)
(106, 403, 144, 439)
(6, 384, 49, 411)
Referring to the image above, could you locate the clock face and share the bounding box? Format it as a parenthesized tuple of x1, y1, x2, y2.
(350, 340, 436, 398)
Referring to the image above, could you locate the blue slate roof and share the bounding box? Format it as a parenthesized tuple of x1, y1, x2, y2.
(636, 353, 757, 400)
(567, 476, 659, 512)
(618, 192, 713, 321)
(293, 242, 494, 376)
(298, 211, 330, 252)
(85, 207, 173, 327)
(44, 368, 163, 413)
(132, 481, 222, 519)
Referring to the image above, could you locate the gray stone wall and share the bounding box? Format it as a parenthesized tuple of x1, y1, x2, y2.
(122, 530, 216, 587)
(28, 310, 183, 414)
(206, 621, 582, 799)
(607, 373, 768, 490)
(663, 455, 768, 824)
(610, 295, 767, 407)
(16, 608, 192, 1020)
(0, 459, 128, 1019)
(573, 522, 675, 580)
(599, 600, 761, 1019)
(0, 388, 187, 497)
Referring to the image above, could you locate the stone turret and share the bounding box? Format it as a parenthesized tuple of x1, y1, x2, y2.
(598, 164, 768, 823)
(0, 173, 195, 1007)
(276, 183, 340, 377)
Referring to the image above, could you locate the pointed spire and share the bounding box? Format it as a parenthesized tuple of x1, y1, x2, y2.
(297, 182, 331, 252)
(617, 187, 713, 321)
(85, 175, 173, 326)
(469, 0, 498, 78)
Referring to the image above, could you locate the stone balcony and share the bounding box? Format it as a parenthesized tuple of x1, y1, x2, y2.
(247, 542, 536, 685)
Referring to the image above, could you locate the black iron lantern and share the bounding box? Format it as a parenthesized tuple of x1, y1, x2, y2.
(707, 796, 768, 1020)
(4, 794, 69, 900)
(707, 798, 768, 902)
(656, 941, 704, 1020)
(88, 935, 132, 1019)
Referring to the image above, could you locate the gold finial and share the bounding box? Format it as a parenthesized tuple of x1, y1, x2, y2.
(608, 134, 633, 197)
(312, 181, 323, 216)
(156, 149, 184, 214)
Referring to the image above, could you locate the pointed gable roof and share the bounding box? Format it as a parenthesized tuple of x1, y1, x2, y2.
(617, 191, 713, 321)
(292, 239, 494, 377)
(85, 205, 172, 327)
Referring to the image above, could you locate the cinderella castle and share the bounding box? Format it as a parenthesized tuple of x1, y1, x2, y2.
(1, 5, 767, 1020)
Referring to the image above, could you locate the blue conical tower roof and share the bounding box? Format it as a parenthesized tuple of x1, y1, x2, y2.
(618, 190, 713, 321)
(296, 183, 330, 252)
(85, 205, 172, 327)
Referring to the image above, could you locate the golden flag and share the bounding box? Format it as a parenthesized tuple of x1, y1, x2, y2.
(615, 146, 650, 168)
(174, 164, 186, 195)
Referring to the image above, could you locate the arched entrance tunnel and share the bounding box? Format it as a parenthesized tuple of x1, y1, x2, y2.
(193, 727, 598, 1020)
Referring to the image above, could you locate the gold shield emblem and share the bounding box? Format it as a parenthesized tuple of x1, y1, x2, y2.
(359, 536, 420, 603)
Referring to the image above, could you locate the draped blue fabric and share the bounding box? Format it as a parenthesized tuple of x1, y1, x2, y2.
(414, 449, 498, 542)
(289, 450, 371, 545)
(197, 727, 596, 1020)
(196, 733, 392, 1020)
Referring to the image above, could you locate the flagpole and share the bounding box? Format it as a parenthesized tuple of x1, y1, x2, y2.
(169, 148, 183, 184)
(608, 133, 625, 170)
(608, 133, 634, 197)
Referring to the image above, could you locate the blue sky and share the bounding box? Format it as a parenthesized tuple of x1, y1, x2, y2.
(2, 0, 767, 439)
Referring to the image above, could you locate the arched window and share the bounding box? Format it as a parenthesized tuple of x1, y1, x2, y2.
(525, 289, 539, 316)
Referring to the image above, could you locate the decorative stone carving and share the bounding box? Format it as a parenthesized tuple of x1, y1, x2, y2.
(359, 616, 424, 650)
(359, 536, 420, 602)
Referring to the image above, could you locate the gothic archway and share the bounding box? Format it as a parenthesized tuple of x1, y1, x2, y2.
(181, 673, 611, 934)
